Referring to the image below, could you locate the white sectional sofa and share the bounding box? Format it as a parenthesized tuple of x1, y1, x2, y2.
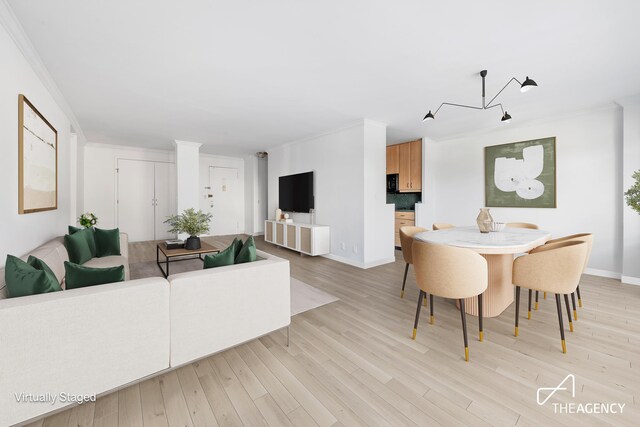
(0, 236, 290, 426)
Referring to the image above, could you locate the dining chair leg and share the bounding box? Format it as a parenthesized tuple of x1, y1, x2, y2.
(401, 263, 409, 298)
(544, 291, 547, 299)
(535, 291, 539, 310)
(576, 285, 583, 307)
(429, 294, 434, 324)
(412, 290, 424, 339)
(555, 294, 567, 353)
(571, 292, 578, 320)
(459, 299, 469, 361)
(424, 292, 427, 306)
(563, 294, 574, 332)
(515, 286, 520, 337)
(528, 289, 532, 320)
(478, 293, 484, 342)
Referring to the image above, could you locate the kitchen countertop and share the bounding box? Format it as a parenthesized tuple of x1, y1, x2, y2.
(395, 209, 415, 212)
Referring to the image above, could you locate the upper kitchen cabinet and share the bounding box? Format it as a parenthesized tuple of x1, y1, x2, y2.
(386, 145, 399, 174)
(392, 139, 422, 192)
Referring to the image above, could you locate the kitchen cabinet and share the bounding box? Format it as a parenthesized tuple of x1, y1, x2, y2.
(386, 145, 399, 174)
(389, 139, 422, 193)
(394, 211, 416, 247)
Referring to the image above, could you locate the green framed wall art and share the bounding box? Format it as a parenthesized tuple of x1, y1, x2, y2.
(484, 137, 556, 208)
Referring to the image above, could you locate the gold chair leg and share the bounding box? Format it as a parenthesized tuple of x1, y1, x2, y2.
(514, 286, 520, 337)
(576, 285, 582, 307)
(535, 290, 539, 310)
(401, 263, 409, 298)
(412, 291, 424, 340)
(544, 291, 547, 299)
(555, 294, 567, 354)
(571, 292, 578, 320)
(429, 294, 434, 325)
(563, 294, 574, 333)
(460, 299, 469, 362)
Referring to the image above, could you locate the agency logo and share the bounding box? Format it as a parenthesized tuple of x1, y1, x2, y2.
(537, 374, 625, 415)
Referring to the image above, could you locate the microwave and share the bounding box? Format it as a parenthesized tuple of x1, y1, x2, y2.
(387, 174, 399, 193)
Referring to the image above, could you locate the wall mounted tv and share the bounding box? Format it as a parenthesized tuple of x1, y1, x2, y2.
(279, 171, 314, 213)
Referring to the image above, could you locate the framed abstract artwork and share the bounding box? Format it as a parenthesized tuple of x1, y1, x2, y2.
(18, 94, 58, 214)
(484, 137, 556, 208)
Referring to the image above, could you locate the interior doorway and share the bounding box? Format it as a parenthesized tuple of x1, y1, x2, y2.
(209, 166, 241, 235)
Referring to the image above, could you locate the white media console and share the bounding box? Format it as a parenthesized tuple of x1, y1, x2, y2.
(264, 220, 330, 256)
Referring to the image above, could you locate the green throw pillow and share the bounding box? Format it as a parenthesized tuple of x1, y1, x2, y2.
(232, 237, 242, 258)
(4, 255, 61, 298)
(235, 236, 257, 264)
(64, 261, 125, 289)
(64, 231, 93, 264)
(203, 243, 236, 269)
(69, 226, 97, 258)
(94, 228, 121, 257)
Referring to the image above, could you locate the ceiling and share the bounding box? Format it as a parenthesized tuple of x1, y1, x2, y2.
(7, 0, 640, 155)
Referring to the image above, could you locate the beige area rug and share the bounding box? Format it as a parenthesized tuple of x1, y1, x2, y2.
(130, 261, 338, 315)
(290, 277, 339, 316)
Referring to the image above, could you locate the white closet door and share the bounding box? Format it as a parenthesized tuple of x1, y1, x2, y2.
(117, 159, 155, 242)
(210, 166, 241, 235)
(154, 162, 177, 240)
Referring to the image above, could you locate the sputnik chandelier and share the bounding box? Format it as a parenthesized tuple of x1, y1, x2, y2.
(422, 69, 538, 123)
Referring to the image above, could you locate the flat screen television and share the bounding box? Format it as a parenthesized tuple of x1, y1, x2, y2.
(279, 171, 314, 213)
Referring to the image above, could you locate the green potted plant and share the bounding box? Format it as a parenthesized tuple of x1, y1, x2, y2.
(625, 170, 640, 214)
(78, 212, 98, 228)
(164, 208, 213, 250)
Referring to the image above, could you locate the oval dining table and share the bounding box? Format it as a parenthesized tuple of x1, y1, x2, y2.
(414, 226, 551, 317)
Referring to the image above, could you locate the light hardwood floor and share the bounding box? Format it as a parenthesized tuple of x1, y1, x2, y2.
(30, 235, 640, 427)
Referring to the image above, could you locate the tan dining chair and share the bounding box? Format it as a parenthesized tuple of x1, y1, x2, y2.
(432, 223, 455, 231)
(513, 240, 587, 353)
(531, 233, 593, 320)
(506, 222, 539, 229)
(399, 226, 428, 298)
(411, 241, 488, 361)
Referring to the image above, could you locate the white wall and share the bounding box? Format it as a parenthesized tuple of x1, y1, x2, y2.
(243, 155, 268, 236)
(363, 121, 395, 265)
(83, 143, 175, 229)
(268, 120, 394, 268)
(199, 154, 245, 236)
(618, 95, 640, 284)
(424, 105, 623, 276)
(0, 22, 73, 265)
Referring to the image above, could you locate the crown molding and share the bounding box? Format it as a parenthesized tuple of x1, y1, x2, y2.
(0, 0, 86, 142)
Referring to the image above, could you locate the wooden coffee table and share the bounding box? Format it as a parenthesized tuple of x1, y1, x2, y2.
(156, 241, 220, 278)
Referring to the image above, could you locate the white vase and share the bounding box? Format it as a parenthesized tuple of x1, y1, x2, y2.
(275, 209, 282, 221)
(476, 208, 493, 233)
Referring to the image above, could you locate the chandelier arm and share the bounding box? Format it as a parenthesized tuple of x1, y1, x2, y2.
(485, 77, 523, 109)
(485, 103, 505, 115)
(433, 102, 483, 117)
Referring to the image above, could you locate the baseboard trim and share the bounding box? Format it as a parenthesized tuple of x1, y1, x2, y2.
(621, 275, 640, 286)
(322, 254, 365, 269)
(363, 257, 396, 269)
(322, 254, 395, 269)
(584, 268, 621, 280)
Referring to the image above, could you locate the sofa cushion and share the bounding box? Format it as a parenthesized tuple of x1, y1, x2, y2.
(69, 226, 97, 258)
(203, 243, 235, 269)
(235, 236, 257, 264)
(83, 255, 130, 280)
(95, 228, 121, 257)
(64, 262, 125, 289)
(4, 255, 62, 298)
(64, 232, 93, 264)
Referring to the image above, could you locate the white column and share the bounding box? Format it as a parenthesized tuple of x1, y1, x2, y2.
(618, 95, 640, 285)
(174, 140, 202, 238)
